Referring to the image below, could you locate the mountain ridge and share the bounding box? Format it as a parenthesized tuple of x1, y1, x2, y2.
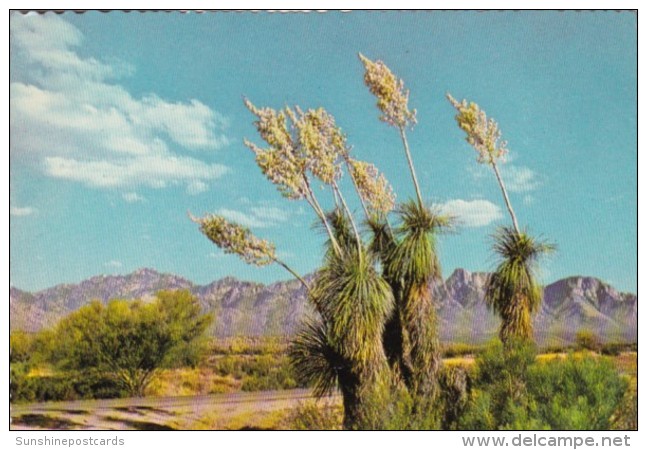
(10, 267, 637, 346)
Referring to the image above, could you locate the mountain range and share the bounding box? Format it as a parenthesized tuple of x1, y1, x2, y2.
(10, 268, 637, 346)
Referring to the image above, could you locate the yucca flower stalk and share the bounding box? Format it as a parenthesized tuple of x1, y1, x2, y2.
(189, 213, 310, 292)
(447, 94, 555, 344)
(244, 99, 344, 257)
(359, 53, 422, 208)
(346, 157, 396, 219)
(446, 94, 519, 234)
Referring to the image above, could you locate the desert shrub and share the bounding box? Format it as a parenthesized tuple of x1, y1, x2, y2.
(527, 355, 627, 430)
(442, 342, 484, 358)
(11, 371, 127, 403)
(10, 363, 36, 403)
(211, 337, 288, 356)
(574, 330, 602, 352)
(601, 342, 635, 356)
(283, 400, 343, 430)
(611, 386, 637, 430)
(459, 340, 539, 430)
(459, 342, 628, 430)
(212, 354, 301, 391)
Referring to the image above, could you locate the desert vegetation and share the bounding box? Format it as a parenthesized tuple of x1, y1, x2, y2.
(7, 55, 636, 432)
(188, 54, 636, 430)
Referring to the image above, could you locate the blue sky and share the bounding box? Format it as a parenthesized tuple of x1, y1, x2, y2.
(9, 11, 637, 293)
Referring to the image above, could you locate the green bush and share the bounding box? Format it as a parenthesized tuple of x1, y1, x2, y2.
(527, 355, 627, 430)
(212, 354, 301, 392)
(442, 343, 484, 358)
(283, 401, 343, 430)
(10, 370, 128, 403)
(459, 342, 628, 430)
(601, 342, 635, 356)
(459, 340, 538, 430)
(574, 330, 602, 352)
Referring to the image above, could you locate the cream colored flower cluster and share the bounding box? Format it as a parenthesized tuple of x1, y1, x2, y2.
(359, 53, 417, 129)
(243, 100, 308, 200)
(446, 94, 508, 164)
(245, 100, 347, 198)
(289, 106, 345, 185)
(348, 158, 396, 215)
(198, 214, 276, 266)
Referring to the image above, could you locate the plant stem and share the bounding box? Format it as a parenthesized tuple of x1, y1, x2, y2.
(303, 176, 343, 257)
(273, 258, 311, 292)
(344, 158, 371, 219)
(491, 160, 521, 235)
(398, 126, 424, 208)
(333, 181, 363, 261)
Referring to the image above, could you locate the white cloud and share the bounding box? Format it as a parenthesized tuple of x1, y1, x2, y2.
(10, 14, 230, 192)
(217, 208, 270, 228)
(502, 165, 541, 193)
(249, 206, 289, 223)
(523, 195, 535, 205)
(216, 205, 290, 229)
(122, 192, 146, 203)
(439, 199, 503, 228)
(10, 206, 37, 217)
(105, 260, 123, 268)
(187, 180, 209, 195)
(468, 162, 541, 194)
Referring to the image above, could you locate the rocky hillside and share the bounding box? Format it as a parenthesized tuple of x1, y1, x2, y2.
(10, 268, 636, 345)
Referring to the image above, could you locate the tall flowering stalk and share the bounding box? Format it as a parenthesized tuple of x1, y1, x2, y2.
(346, 158, 396, 219)
(359, 53, 422, 208)
(189, 213, 310, 292)
(447, 94, 554, 345)
(446, 94, 519, 234)
(243, 99, 345, 257)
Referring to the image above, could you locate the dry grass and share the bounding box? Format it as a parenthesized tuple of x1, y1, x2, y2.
(147, 368, 240, 397)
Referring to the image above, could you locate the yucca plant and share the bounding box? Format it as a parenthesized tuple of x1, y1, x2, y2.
(447, 94, 554, 346)
(486, 227, 555, 342)
(195, 55, 453, 429)
(384, 201, 450, 399)
(305, 248, 395, 428)
(361, 54, 449, 405)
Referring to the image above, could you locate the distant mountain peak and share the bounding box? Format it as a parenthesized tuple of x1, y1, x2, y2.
(10, 268, 636, 345)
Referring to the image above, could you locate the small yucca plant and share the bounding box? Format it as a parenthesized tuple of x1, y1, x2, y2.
(486, 227, 555, 343)
(447, 94, 555, 346)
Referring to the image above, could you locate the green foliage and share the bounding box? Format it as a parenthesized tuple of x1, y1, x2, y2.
(442, 342, 484, 358)
(383, 201, 450, 398)
(11, 370, 127, 403)
(460, 340, 537, 430)
(612, 386, 637, 430)
(283, 401, 343, 430)
(289, 319, 347, 397)
(311, 250, 393, 367)
(10, 331, 33, 363)
(212, 353, 300, 392)
(527, 355, 627, 429)
(486, 227, 554, 344)
(460, 342, 628, 430)
(574, 329, 602, 352)
(211, 337, 288, 355)
(437, 365, 471, 430)
(49, 290, 212, 396)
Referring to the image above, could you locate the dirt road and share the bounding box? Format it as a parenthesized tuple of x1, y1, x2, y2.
(11, 389, 338, 430)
